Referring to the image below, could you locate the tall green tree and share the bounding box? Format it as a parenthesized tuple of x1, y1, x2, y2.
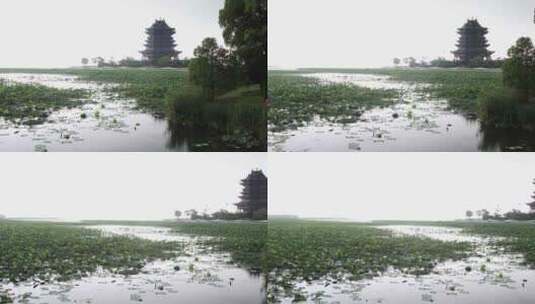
(219, 0, 267, 95)
(502, 37, 535, 102)
(189, 38, 240, 99)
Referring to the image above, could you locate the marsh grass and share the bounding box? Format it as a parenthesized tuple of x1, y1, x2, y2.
(448, 222, 535, 267)
(296, 68, 504, 114)
(478, 88, 535, 129)
(0, 81, 87, 125)
(0, 221, 181, 284)
(166, 85, 266, 151)
(373, 220, 535, 268)
(171, 221, 267, 272)
(268, 73, 397, 131)
(77, 220, 268, 274)
(266, 220, 471, 301)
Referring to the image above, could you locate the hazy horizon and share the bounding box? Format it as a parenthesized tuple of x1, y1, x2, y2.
(0, 153, 267, 221)
(0, 0, 225, 68)
(269, 153, 535, 221)
(269, 0, 535, 69)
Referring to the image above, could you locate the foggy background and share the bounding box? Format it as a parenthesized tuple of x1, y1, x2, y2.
(0, 0, 225, 68)
(269, 153, 535, 221)
(269, 0, 535, 69)
(0, 153, 267, 221)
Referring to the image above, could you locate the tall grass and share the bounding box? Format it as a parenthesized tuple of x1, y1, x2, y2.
(166, 86, 266, 151)
(478, 88, 535, 129)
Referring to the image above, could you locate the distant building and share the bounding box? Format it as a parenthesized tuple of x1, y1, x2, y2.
(141, 19, 181, 64)
(528, 179, 535, 214)
(235, 170, 267, 219)
(452, 19, 494, 64)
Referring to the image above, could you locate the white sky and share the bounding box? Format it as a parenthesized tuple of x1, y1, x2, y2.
(269, 153, 535, 221)
(0, 0, 225, 68)
(269, 0, 535, 69)
(0, 153, 267, 221)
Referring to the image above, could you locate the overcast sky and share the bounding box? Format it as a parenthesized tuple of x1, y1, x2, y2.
(269, 153, 535, 221)
(0, 153, 267, 221)
(0, 0, 225, 68)
(269, 0, 535, 69)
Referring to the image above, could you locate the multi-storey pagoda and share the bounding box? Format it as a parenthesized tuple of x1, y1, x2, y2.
(527, 179, 535, 214)
(452, 19, 494, 64)
(235, 170, 267, 219)
(141, 19, 180, 64)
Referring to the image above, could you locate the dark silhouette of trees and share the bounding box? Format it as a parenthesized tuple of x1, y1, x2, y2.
(502, 37, 535, 103)
(219, 0, 267, 95)
(465, 210, 474, 219)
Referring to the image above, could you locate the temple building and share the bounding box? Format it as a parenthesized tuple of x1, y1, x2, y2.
(452, 19, 494, 64)
(141, 19, 181, 64)
(235, 170, 267, 219)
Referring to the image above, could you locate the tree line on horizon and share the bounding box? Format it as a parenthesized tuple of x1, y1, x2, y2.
(465, 178, 535, 221)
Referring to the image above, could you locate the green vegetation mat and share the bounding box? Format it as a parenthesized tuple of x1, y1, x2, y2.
(0, 68, 262, 114)
(441, 221, 535, 267)
(268, 68, 504, 133)
(373, 220, 535, 268)
(268, 73, 397, 132)
(172, 221, 267, 272)
(266, 220, 471, 301)
(0, 81, 87, 125)
(79, 220, 267, 273)
(0, 221, 180, 283)
(298, 68, 504, 114)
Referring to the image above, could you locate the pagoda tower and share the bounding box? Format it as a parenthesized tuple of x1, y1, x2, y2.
(235, 170, 268, 219)
(141, 19, 180, 63)
(452, 19, 494, 64)
(527, 179, 535, 214)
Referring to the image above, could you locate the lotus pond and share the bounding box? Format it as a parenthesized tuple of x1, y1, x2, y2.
(266, 220, 535, 303)
(0, 220, 266, 303)
(268, 69, 535, 152)
(0, 68, 266, 152)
